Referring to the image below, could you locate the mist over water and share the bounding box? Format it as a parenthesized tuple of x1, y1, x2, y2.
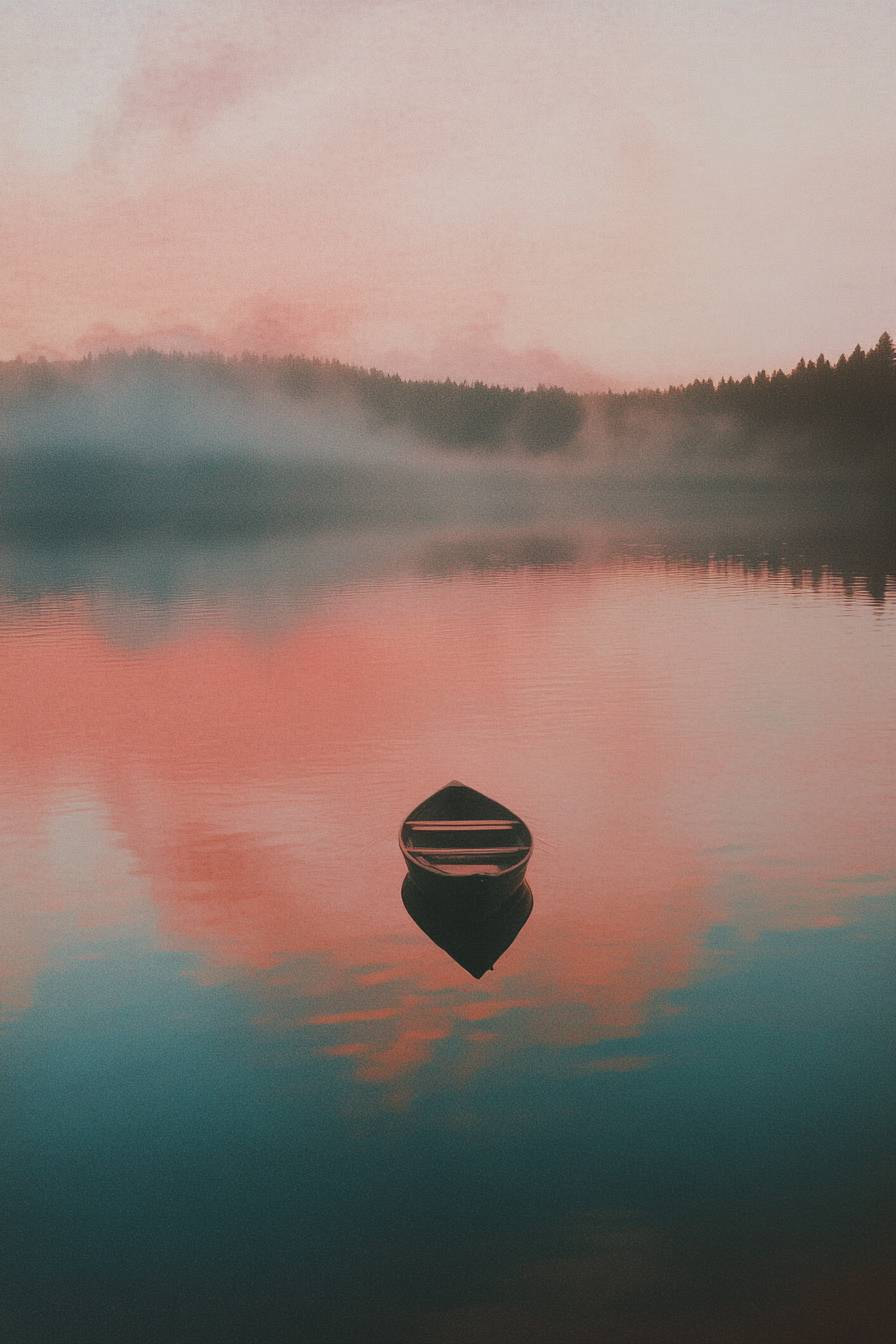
(1, 359, 894, 1344)
(1, 495, 892, 624)
(1, 365, 582, 535)
(2, 512, 894, 1343)
(3, 353, 892, 543)
(5, 0, 895, 1332)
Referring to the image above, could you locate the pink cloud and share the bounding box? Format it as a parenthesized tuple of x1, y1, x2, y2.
(69, 292, 363, 361)
(221, 294, 362, 358)
(5, 4, 892, 383)
(71, 319, 210, 357)
(383, 319, 617, 391)
(94, 33, 279, 163)
(64, 298, 610, 390)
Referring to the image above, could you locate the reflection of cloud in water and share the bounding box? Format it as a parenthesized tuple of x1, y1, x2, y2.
(1, 552, 893, 1105)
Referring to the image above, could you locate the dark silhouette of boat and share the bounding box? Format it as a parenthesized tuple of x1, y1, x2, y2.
(399, 781, 532, 914)
(402, 876, 533, 978)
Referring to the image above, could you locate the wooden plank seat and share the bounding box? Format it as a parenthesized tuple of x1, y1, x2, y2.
(407, 820, 518, 830)
(405, 845, 529, 856)
(401, 782, 532, 901)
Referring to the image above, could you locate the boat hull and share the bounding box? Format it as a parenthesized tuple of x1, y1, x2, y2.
(400, 858, 530, 911)
(399, 782, 532, 917)
(402, 876, 533, 977)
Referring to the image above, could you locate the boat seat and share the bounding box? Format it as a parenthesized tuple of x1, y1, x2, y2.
(406, 820, 518, 830)
(405, 845, 528, 857)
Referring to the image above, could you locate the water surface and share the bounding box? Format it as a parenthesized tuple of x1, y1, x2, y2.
(2, 519, 894, 1342)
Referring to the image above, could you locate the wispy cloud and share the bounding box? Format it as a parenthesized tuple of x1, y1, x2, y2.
(71, 292, 363, 361)
(4, 1, 895, 380)
(109, 39, 271, 147)
(384, 316, 617, 391)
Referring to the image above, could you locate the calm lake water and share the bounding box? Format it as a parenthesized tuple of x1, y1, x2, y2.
(2, 515, 894, 1343)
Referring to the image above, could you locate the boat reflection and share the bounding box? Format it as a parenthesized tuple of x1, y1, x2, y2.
(401, 876, 534, 978)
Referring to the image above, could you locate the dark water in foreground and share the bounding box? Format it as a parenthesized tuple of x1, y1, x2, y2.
(2, 518, 894, 1343)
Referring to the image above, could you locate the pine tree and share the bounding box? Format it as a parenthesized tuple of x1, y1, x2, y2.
(871, 331, 895, 368)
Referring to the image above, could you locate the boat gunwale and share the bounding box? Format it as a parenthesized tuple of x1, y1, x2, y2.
(399, 782, 532, 883)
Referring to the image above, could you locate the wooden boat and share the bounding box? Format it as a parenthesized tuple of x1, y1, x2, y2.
(402, 876, 533, 978)
(400, 781, 532, 913)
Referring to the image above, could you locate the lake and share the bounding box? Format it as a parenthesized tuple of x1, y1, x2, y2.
(2, 511, 894, 1343)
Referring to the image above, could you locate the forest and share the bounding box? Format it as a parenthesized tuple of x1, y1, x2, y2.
(594, 332, 896, 474)
(1, 332, 893, 477)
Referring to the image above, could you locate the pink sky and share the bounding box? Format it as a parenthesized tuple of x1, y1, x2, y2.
(2, 0, 894, 387)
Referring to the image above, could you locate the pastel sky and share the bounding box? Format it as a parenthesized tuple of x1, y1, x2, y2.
(2, 0, 894, 386)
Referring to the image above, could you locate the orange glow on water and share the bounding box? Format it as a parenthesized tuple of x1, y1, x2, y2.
(1, 558, 893, 1097)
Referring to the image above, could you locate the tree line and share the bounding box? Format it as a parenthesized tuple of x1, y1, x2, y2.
(1, 331, 893, 469)
(595, 332, 895, 469)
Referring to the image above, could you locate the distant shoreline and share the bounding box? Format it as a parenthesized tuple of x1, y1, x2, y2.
(1, 336, 893, 505)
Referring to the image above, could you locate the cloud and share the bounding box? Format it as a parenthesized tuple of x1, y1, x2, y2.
(119, 40, 266, 142)
(71, 320, 210, 357)
(383, 318, 617, 392)
(90, 7, 301, 169)
(221, 294, 362, 358)
(71, 292, 363, 361)
(89, 2, 359, 166)
(67, 298, 609, 391)
(6, 2, 894, 383)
